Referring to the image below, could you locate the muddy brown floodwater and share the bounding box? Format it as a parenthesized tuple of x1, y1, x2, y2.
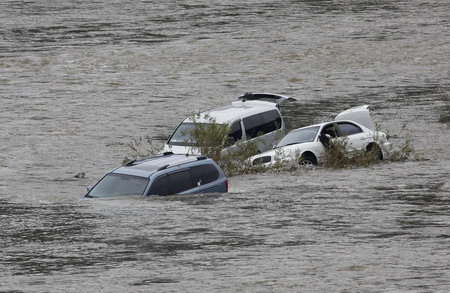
(1, 0, 449, 292)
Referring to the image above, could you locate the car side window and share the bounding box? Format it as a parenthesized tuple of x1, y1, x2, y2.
(321, 124, 338, 138)
(229, 120, 243, 143)
(167, 170, 195, 194)
(148, 176, 169, 196)
(190, 164, 219, 186)
(261, 110, 282, 133)
(337, 122, 362, 136)
(243, 114, 265, 139)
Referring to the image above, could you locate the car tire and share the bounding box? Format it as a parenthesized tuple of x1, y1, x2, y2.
(366, 143, 383, 160)
(299, 154, 317, 167)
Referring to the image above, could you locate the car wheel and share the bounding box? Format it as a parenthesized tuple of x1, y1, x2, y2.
(299, 154, 317, 167)
(366, 143, 383, 160)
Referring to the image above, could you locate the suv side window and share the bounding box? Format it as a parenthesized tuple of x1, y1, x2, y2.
(261, 110, 282, 133)
(229, 120, 242, 143)
(243, 114, 265, 139)
(190, 164, 219, 186)
(337, 122, 362, 136)
(167, 170, 195, 194)
(148, 176, 169, 196)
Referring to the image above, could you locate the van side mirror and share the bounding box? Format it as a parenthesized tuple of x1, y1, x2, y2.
(87, 186, 93, 192)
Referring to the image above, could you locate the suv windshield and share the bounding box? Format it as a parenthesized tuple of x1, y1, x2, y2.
(88, 174, 149, 198)
(276, 126, 320, 148)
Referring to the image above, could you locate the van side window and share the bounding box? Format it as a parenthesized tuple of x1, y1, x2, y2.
(337, 122, 362, 136)
(261, 110, 282, 133)
(243, 114, 265, 139)
(148, 176, 169, 196)
(190, 164, 219, 186)
(167, 170, 195, 194)
(229, 120, 242, 143)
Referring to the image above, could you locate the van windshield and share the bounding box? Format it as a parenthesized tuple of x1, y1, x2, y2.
(169, 121, 241, 146)
(168, 122, 200, 146)
(87, 173, 149, 198)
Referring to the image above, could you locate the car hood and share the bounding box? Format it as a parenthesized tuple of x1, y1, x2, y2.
(335, 105, 374, 130)
(251, 142, 317, 162)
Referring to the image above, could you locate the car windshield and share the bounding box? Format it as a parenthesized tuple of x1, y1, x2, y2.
(87, 173, 149, 198)
(276, 126, 320, 148)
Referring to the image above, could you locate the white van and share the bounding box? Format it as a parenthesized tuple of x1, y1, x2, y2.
(163, 93, 294, 155)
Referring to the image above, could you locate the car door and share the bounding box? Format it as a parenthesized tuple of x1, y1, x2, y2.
(316, 123, 337, 155)
(336, 122, 370, 150)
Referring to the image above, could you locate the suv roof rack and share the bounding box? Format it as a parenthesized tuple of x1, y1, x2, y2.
(124, 160, 137, 166)
(157, 164, 170, 171)
(124, 151, 175, 167)
(153, 155, 209, 172)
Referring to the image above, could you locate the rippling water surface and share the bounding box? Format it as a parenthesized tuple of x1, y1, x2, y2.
(1, 0, 449, 292)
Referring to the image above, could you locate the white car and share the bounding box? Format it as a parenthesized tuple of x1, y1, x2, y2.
(250, 105, 391, 167)
(164, 93, 294, 155)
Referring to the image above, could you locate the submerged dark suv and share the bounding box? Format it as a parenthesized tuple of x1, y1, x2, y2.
(85, 152, 228, 198)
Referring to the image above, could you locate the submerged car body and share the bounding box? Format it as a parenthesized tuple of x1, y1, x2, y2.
(250, 105, 391, 166)
(85, 153, 228, 198)
(163, 93, 294, 155)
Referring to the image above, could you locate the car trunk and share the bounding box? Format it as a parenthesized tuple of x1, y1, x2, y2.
(334, 105, 374, 130)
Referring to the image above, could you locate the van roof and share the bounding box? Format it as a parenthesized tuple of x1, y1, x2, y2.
(184, 95, 288, 124)
(112, 153, 206, 177)
(193, 103, 277, 124)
